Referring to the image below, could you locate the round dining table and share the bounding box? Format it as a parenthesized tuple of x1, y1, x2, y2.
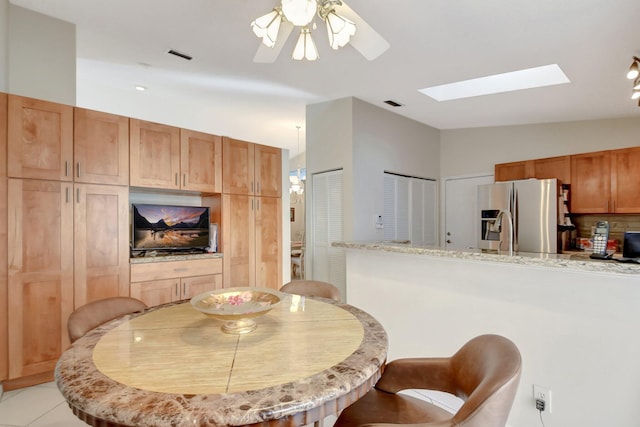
(55, 292, 388, 427)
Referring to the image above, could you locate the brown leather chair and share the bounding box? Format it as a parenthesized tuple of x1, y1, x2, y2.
(280, 280, 340, 301)
(68, 297, 147, 343)
(334, 334, 522, 427)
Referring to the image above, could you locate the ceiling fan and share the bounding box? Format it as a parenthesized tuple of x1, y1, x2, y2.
(251, 0, 390, 62)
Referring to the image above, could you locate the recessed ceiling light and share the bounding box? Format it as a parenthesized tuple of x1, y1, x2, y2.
(135, 85, 146, 91)
(419, 64, 570, 102)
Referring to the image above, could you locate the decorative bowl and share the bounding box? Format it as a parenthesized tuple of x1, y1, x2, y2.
(190, 287, 282, 334)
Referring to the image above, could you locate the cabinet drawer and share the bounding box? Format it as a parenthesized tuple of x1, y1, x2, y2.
(130, 258, 222, 282)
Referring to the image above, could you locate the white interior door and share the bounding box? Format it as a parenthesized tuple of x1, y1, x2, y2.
(311, 169, 345, 290)
(444, 175, 493, 250)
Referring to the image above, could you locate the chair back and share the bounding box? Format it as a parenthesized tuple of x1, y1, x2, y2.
(280, 280, 340, 301)
(68, 297, 147, 343)
(450, 334, 522, 427)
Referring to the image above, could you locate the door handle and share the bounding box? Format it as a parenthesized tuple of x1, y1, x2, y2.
(446, 240, 452, 244)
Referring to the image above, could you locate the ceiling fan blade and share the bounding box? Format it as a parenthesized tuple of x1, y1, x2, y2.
(253, 21, 294, 63)
(336, 2, 390, 60)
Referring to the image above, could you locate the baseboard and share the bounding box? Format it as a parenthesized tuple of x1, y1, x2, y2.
(1, 370, 54, 391)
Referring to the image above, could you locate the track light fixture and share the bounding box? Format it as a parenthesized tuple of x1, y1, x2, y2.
(251, 0, 357, 61)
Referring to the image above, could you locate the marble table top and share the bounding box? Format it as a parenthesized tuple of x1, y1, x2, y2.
(55, 294, 388, 427)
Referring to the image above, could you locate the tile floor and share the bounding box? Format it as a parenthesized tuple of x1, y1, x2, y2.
(0, 383, 459, 427)
(0, 382, 86, 427)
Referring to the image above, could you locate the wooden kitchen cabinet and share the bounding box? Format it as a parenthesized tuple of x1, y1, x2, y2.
(7, 179, 74, 379)
(130, 119, 221, 193)
(74, 184, 130, 307)
(74, 108, 129, 185)
(130, 258, 223, 307)
(222, 137, 281, 197)
(7, 95, 73, 181)
(495, 155, 570, 183)
(180, 129, 222, 193)
(494, 160, 532, 182)
(610, 146, 640, 213)
(533, 155, 571, 184)
(222, 194, 281, 289)
(0, 93, 7, 383)
(130, 119, 181, 190)
(570, 151, 611, 213)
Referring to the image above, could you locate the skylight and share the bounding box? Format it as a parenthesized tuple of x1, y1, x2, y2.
(419, 64, 570, 101)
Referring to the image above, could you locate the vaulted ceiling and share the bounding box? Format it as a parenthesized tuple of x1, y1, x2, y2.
(10, 0, 640, 156)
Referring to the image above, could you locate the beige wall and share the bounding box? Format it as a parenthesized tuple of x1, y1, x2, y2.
(440, 117, 640, 177)
(8, 4, 76, 105)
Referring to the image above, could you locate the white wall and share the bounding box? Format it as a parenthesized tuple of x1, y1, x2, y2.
(346, 249, 640, 427)
(8, 5, 75, 105)
(0, 0, 8, 92)
(440, 117, 640, 177)
(352, 98, 440, 241)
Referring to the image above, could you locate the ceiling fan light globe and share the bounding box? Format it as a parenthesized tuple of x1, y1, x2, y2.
(292, 28, 319, 61)
(627, 59, 639, 79)
(251, 9, 282, 47)
(631, 90, 640, 100)
(281, 0, 317, 26)
(326, 11, 355, 49)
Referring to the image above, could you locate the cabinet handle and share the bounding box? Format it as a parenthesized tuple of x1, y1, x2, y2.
(257, 182, 260, 194)
(77, 162, 81, 178)
(65, 161, 69, 177)
(76, 188, 80, 203)
(65, 187, 70, 203)
(183, 173, 186, 187)
(175, 283, 179, 298)
(175, 173, 179, 186)
(182, 282, 187, 297)
(174, 268, 188, 272)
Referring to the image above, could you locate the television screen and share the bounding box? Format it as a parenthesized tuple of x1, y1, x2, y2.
(132, 203, 210, 251)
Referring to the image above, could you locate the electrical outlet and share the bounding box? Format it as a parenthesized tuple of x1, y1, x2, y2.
(533, 384, 552, 413)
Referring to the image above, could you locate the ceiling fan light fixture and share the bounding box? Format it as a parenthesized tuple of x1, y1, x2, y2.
(251, 8, 283, 47)
(281, 0, 317, 26)
(292, 27, 318, 60)
(325, 10, 356, 49)
(631, 89, 640, 100)
(627, 57, 640, 79)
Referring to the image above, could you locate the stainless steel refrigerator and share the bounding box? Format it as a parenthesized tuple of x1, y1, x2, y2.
(477, 179, 559, 254)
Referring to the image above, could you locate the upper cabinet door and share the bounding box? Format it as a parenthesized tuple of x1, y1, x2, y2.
(570, 151, 611, 213)
(180, 129, 222, 193)
(130, 119, 181, 189)
(610, 147, 640, 213)
(74, 108, 129, 185)
(223, 137, 255, 195)
(533, 155, 571, 184)
(255, 144, 282, 197)
(8, 95, 73, 181)
(494, 160, 532, 182)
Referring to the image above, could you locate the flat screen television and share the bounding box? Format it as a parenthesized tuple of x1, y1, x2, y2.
(132, 203, 210, 251)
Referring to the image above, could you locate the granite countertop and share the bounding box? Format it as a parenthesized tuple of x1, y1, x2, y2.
(333, 241, 640, 275)
(130, 252, 223, 264)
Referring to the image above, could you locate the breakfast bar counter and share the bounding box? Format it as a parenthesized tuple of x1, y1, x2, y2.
(333, 241, 640, 274)
(339, 241, 640, 427)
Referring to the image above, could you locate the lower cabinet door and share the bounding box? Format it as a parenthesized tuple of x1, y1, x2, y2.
(130, 279, 179, 307)
(181, 274, 222, 300)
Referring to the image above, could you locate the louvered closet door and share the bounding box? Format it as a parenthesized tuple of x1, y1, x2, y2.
(383, 174, 410, 242)
(311, 169, 344, 288)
